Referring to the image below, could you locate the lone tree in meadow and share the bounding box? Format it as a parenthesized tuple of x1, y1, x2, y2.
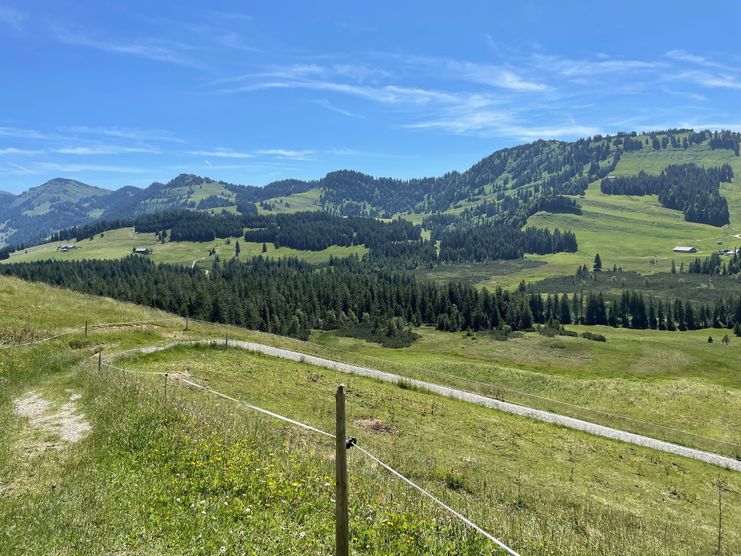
(235, 240, 241, 258)
(593, 253, 602, 272)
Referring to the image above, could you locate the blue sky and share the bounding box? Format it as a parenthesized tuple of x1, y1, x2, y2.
(1, 1, 740, 193)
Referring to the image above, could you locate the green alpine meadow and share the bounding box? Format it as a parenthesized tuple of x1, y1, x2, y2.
(2, 2, 740, 554)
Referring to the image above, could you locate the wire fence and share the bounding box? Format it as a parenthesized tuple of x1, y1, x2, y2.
(0, 317, 182, 349)
(4, 314, 738, 459)
(93, 356, 520, 554)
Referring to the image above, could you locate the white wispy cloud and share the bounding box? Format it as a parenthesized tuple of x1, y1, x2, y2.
(502, 124, 604, 141)
(7, 161, 33, 174)
(0, 6, 24, 30)
(382, 54, 550, 92)
(436, 59, 549, 91)
(33, 162, 151, 174)
(664, 50, 727, 69)
(219, 32, 261, 52)
(0, 126, 49, 140)
(405, 110, 512, 134)
(660, 88, 709, 102)
(0, 147, 41, 155)
(256, 149, 316, 160)
(673, 70, 741, 90)
(187, 148, 255, 159)
(406, 106, 602, 140)
(197, 9, 254, 24)
(227, 63, 392, 85)
(533, 54, 662, 77)
(186, 147, 315, 160)
(53, 27, 198, 67)
(312, 99, 366, 118)
(63, 126, 185, 143)
(224, 79, 465, 106)
(52, 145, 159, 155)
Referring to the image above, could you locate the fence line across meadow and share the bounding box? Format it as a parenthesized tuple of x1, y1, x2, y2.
(0, 316, 183, 349)
(183, 318, 741, 458)
(3, 314, 738, 459)
(93, 356, 521, 555)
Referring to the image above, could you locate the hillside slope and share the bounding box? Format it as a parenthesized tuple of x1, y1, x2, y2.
(508, 144, 741, 287)
(3, 130, 739, 276)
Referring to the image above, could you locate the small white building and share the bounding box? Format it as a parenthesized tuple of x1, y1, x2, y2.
(57, 245, 78, 252)
(673, 246, 697, 254)
(134, 247, 151, 255)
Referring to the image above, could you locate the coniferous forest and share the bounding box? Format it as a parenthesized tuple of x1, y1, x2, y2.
(600, 163, 732, 226)
(2, 256, 740, 345)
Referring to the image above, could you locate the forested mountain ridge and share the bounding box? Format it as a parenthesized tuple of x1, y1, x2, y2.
(2, 128, 739, 247)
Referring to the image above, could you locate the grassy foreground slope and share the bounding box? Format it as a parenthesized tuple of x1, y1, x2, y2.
(0, 276, 739, 555)
(1, 227, 366, 268)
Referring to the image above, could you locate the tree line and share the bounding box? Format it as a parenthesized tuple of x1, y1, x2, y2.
(436, 224, 577, 263)
(134, 210, 248, 242)
(49, 207, 258, 244)
(0, 256, 550, 343)
(687, 249, 740, 276)
(600, 163, 732, 226)
(527, 287, 741, 332)
(243, 212, 421, 251)
(3, 257, 740, 342)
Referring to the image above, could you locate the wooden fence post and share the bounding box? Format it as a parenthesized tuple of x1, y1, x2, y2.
(84, 320, 88, 338)
(335, 385, 349, 556)
(98, 350, 102, 372)
(164, 373, 169, 411)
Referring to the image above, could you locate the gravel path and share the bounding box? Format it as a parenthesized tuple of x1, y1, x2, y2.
(115, 339, 741, 472)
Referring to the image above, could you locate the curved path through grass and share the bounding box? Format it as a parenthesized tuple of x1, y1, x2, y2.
(110, 339, 741, 472)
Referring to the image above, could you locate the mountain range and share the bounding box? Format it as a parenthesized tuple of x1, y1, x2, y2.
(1, 128, 739, 247)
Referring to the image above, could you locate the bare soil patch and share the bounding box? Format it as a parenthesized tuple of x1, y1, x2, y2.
(355, 417, 397, 434)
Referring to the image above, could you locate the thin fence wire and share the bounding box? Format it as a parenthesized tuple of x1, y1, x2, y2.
(354, 445, 520, 556)
(100, 361, 167, 376)
(179, 378, 335, 440)
(97, 357, 518, 553)
(0, 317, 182, 349)
(0, 331, 75, 348)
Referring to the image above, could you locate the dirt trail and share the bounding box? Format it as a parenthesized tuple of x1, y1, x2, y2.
(13, 390, 91, 444)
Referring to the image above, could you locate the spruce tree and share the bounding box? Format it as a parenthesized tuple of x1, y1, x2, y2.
(593, 253, 602, 272)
